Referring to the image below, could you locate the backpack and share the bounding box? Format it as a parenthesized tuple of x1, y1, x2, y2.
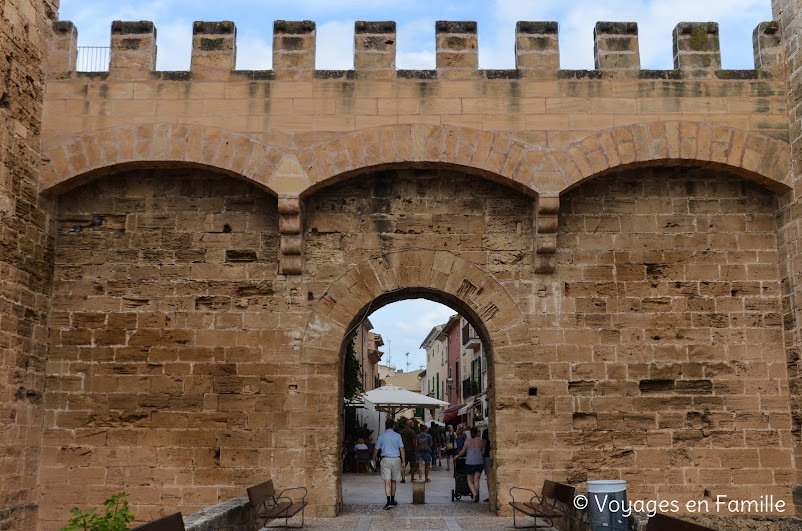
(416, 433, 430, 453)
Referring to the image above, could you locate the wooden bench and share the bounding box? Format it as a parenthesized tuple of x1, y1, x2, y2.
(131, 512, 185, 531)
(509, 480, 576, 529)
(646, 513, 714, 531)
(247, 479, 308, 529)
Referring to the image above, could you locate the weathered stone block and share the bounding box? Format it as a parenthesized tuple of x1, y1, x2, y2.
(48, 21, 77, 74)
(673, 22, 721, 74)
(110, 20, 157, 76)
(594, 22, 640, 71)
(273, 20, 316, 80)
(436, 20, 479, 77)
(191, 21, 236, 76)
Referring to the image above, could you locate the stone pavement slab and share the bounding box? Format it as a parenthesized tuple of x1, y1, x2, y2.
(286, 465, 557, 530)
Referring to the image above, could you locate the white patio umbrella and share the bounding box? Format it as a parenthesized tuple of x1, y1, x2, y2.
(361, 385, 451, 419)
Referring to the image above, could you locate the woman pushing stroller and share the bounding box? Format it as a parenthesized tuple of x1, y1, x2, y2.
(453, 426, 485, 502)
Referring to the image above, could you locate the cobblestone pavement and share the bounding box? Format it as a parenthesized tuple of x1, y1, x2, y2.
(294, 463, 556, 530)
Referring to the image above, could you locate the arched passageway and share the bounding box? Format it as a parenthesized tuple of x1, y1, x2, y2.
(301, 249, 533, 513)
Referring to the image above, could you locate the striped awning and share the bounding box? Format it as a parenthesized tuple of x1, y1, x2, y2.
(457, 397, 475, 416)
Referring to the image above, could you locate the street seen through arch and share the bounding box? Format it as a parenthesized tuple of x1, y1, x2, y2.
(342, 299, 495, 508)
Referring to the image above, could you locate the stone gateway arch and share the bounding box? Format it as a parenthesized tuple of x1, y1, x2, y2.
(3, 2, 802, 530)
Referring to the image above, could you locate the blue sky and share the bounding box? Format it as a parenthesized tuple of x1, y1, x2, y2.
(57, 0, 775, 370)
(368, 300, 454, 373)
(60, 0, 772, 71)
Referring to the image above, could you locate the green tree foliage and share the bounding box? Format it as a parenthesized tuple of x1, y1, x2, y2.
(61, 492, 134, 531)
(343, 335, 364, 401)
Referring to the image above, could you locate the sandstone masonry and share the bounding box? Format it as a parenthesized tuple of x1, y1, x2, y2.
(4, 1, 802, 529)
(0, 0, 59, 530)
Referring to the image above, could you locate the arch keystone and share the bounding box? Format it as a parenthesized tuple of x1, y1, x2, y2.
(270, 155, 310, 194)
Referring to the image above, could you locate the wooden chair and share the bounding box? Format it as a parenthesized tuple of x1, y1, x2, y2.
(646, 513, 714, 531)
(131, 512, 185, 531)
(509, 480, 576, 529)
(247, 479, 308, 529)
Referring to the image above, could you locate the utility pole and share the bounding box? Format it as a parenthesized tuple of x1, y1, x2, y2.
(405, 352, 410, 372)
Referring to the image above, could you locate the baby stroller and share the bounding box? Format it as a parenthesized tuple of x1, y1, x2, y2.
(451, 457, 472, 501)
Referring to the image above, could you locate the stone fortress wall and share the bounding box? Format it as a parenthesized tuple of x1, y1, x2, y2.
(0, 0, 59, 529)
(5, 0, 802, 528)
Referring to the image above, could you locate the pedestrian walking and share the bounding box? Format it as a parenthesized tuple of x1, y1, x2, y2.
(444, 425, 456, 471)
(429, 421, 442, 467)
(455, 424, 466, 453)
(400, 419, 417, 483)
(372, 418, 406, 510)
(482, 426, 492, 502)
(454, 426, 484, 502)
(416, 425, 433, 482)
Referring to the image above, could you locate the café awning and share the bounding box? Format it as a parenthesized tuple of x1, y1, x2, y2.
(457, 397, 475, 416)
(443, 405, 461, 423)
(361, 385, 451, 418)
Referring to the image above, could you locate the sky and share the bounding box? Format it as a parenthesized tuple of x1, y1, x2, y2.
(59, 0, 773, 71)
(56, 0, 776, 370)
(367, 299, 454, 373)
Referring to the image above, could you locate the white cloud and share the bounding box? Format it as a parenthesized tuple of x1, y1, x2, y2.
(236, 33, 273, 70)
(153, 19, 193, 71)
(316, 21, 355, 70)
(396, 18, 436, 69)
(231, 0, 403, 10)
(492, 0, 771, 69)
(368, 299, 454, 371)
(66, 1, 170, 46)
(478, 20, 516, 70)
(397, 50, 436, 70)
(61, 0, 773, 73)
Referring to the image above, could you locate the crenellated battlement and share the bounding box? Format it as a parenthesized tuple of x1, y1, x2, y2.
(42, 15, 791, 203)
(49, 19, 784, 80)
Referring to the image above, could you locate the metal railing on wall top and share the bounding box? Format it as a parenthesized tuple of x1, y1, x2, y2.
(76, 46, 110, 72)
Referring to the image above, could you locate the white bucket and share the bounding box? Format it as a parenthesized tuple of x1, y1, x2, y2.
(587, 480, 627, 493)
(587, 480, 628, 531)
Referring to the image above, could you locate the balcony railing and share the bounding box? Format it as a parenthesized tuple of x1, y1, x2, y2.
(464, 336, 481, 351)
(462, 378, 481, 397)
(462, 323, 480, 350)
(77, 46, 110, 72)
